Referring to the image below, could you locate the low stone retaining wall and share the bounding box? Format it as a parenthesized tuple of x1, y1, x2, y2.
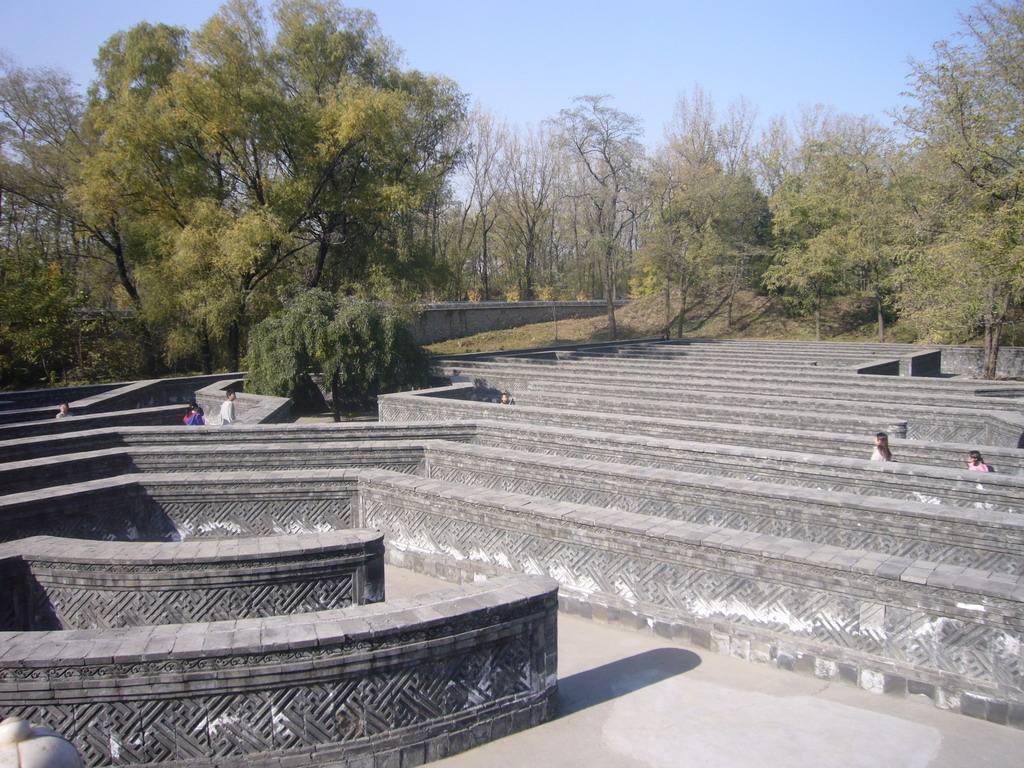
(0, 375, 291, 441)
(0, 384, 120, 424)
(421, 442, 1024, 574)
(0, 440, 424, 499)
(431, 359, 1024, 445)
(194, 380, 292, 425)
(0, 422, 477, 464)
(0, 471, 363, 543)
(379, 389, 1024, 474)
(457, 352, 1020, 416)
(0, 405, 186, 441)
(413, 300, 622, 344)
(359, 471, 1024, 727)
(0, 574, 558, 768)
(0, 376, 245, 425)
(941, 345, 1024, 378)
(465, 421, 1024, 506)
(0, 530, 385, 630)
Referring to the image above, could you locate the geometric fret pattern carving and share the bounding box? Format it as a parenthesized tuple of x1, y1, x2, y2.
(1, 498, 179, 545)
(907, 423, 990, 444)
(361, 490, 1023, 693)
(39, 577, 355, 628)
(2, 621, 542, 766)
(1, 490, 356, 543)
(163, 497, 353, 538)
(471, 433, 1022, 515)
(424, 457, 1024, 575)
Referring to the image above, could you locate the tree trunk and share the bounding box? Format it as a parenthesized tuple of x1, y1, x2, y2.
(663, 270, 671, 335)
(606, 290, 617, 340)
(524, 244, 535, 300)
(676, 244, 689, 338)
(815, 287, 822, 342)
(983, 319, 1002, 379)
(228, 320, 241, 372)
(199, 324, 213, 375)
(105, 228, 163, 372)
(604, 248, 617, 340)
(331, 370, 342, 422)
(676, 280, 688, 339)
(875, 286, 885, 343)
(481, 228, 490, 299)
(981, 287, 1012, 379)
(309, 237, 330, 288)
(727, 266, 738, 329)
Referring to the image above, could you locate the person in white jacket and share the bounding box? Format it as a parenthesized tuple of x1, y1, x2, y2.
(219, 391, 236, 425)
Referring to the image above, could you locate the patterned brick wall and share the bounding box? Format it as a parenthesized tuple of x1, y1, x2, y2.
(3, 531, 385, 630)
(421, 442, 1024, 574)
(0, 576, 558, 767)
(358, 471, 1024, 723)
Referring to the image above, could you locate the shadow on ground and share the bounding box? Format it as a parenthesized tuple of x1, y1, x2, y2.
(557, 647, 702, 717)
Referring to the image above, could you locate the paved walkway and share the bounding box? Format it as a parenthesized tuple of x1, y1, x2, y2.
(387, 568, 1024, 768)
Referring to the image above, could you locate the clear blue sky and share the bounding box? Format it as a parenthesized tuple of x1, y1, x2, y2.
(3, 0, 972, 144)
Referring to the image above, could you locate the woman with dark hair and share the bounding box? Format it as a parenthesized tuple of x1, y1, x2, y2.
(871, 432, 892, 462)
(967, 450, 991, 472)
(183, 402, 205, 426)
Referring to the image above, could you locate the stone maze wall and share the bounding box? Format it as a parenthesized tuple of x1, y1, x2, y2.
(0, 471, 362, 543)
(0, 530, 385, 630)
(415, 442, 1023, 574)
(0, 575, 557, 768)
(1, 337, 1024, 765)
(359, 471, 1023, 722)
(0, 428, 558, 763)
(415, 341, 1024, 447)
(386, 338, 1024, 726)
(0, 374, 291, 442)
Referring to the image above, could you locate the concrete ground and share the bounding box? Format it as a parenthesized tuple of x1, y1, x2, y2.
(387, 567, 1024, 768)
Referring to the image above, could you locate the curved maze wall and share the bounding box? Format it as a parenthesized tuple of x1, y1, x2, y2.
(0, 380, 557, 768)
(2, 338, 1024, 765)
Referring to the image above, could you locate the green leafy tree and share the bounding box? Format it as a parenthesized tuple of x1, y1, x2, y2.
(245, 288, 428, 419)
(897, 0, 1024, 377)
(0, 57, 152, 386)
(75, 0, 465, 371)
(765, 112, 903, 341)
(0, 258, 74, 386)
(640, 87, 769, 336)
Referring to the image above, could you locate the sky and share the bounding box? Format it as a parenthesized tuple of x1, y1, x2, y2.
(2, 0, 974, 145)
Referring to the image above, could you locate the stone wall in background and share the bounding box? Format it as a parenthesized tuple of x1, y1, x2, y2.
(413, 300, 627, 344)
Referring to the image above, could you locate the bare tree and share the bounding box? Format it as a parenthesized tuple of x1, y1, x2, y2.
(447, 105, 508, 299)
(649, 85, 768, 335)
(496, 123, 560, 299)
(752, 114, 795, 196)
(553, 95, 645, 338)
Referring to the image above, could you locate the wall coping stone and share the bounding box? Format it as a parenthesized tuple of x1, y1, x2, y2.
(0, 574, 557, 666)
(0, 530, 382, 565)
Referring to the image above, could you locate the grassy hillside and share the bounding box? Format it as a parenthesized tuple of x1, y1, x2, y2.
(426, 290, 918, 355)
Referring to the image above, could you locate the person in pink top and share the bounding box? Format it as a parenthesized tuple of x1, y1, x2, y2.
(967, 450, 992, 472)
